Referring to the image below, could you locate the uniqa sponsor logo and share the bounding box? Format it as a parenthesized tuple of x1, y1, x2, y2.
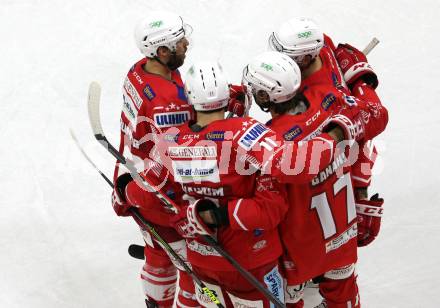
(238, 123, 268, 150)
(154, 111, 190, 127)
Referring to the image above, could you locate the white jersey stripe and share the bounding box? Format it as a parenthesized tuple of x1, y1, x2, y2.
(233, 199, 248, 231)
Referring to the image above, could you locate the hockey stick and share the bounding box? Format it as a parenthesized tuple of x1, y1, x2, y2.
(70, 129, 225, 308)
(87, 82, 285, 308)
(362, 37, 379, 55)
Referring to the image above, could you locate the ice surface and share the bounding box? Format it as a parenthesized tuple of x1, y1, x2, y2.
(1, 0, 439, 307)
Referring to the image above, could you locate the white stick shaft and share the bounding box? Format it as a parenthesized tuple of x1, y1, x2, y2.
(87, 81, 104, 136)
(362, 37, 380, 55)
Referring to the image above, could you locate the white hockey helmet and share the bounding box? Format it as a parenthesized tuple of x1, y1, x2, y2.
(268, 17, 324, 66)
(185, 61, 230, 112)
(242, 51, 301, 105)
(134, 11, 192, 57)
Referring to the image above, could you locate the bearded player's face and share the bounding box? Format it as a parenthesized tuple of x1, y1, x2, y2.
(167, 37, 189, 70)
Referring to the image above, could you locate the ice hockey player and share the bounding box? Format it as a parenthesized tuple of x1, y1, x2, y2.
(242, 50, 388, 308)
(150, 54, 383, 306)
(268, 17, 385, 251)
(113, 47, 381, 306)
(110, 11, 200, 308)
(159, 60, 290, 308)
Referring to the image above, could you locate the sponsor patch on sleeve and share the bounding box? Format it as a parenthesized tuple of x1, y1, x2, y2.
(143, 84, 156, 101)
(206, 131, 225, 141)
(283, 125, 303, 141)
(321, 93, 337, 111)
(122, 94, 138, 123)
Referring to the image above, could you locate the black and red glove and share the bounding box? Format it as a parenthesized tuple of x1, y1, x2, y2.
(335, 43, 378, 89)
(187, 199, 229, 236)
(111, 173, 137, 216)
(169, 200, 197, 239)
(356, 193, 384, 247)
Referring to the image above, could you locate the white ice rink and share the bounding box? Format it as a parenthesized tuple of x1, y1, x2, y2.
(1, 0, 440, 307)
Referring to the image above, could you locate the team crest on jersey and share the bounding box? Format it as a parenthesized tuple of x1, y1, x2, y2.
(321, 93, 337, 111)
(252, 240, 267, 251)
(343, 94, 357, 106)
(238, 123, 269, 150)
(283, 125, 303, 141)
(206, 131, 225, 141)
(154, 111, 190, 128)
(143, 84, 156, 101)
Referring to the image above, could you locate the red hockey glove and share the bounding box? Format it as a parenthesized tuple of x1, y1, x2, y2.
(112, 173, 136, 217)
(230, 84, 246, 101)
(324, 95, 366, 143)
(169, 203, 197, 239)
(356, 193, 384, 247)
(335, 43, 378, 89)
(227, 84, 247, 117)
(187, 199, 229, 236)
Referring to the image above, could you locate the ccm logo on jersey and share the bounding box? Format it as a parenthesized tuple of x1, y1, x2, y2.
(321, 93, 337, 111)
(238, 123, 269, 150)
(306, 111, 321, 126)
(154, 111, 190, 128)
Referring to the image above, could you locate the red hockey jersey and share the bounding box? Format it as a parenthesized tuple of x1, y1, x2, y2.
(113, 57, 194, 228)
(155, 115, 350, 271)
(162, 117, 289, 271)
(270, 80, 387, 284)
(302, 34, 382, 189)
